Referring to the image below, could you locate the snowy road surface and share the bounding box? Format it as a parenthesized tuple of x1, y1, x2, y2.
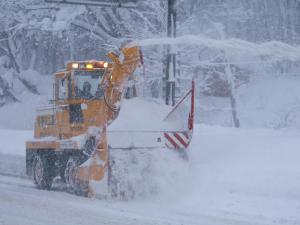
(0, 126, 300, 225)
(0, 175, 177, 225)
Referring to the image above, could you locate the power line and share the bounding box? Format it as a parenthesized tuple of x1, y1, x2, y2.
(44, 0, 137, 8)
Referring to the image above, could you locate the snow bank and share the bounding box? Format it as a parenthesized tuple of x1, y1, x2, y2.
(0, 129, 32, 156)
(0, 70, 52, 130)
(238, 78, 300, 129)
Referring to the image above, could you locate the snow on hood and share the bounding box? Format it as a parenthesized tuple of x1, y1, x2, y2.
(107, 98, 173, 149)
(108, 98, 172, 132)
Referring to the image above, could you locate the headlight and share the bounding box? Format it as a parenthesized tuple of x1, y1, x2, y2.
(72, 63, 79, 69)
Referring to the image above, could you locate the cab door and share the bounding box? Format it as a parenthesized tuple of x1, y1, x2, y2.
(55, 73, 71, 139)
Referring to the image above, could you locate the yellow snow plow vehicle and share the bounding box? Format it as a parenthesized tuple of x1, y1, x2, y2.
(26, 43, 195, 197)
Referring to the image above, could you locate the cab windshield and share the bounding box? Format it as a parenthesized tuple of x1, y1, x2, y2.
(74, 70, 105, 99)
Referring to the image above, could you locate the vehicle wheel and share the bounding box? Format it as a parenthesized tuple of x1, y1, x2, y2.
(64, 155, 89, 197)
(32, 153, 53, 190)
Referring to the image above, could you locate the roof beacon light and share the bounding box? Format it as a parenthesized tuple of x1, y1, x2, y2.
(86, 63, 93, 69)
(72, 63, 79, 69)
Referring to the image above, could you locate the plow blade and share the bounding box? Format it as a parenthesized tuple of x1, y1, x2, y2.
(77, 156, 106, 181)
(78, 129, 109, 182)
(76, 81, 195, 197)
(108, 80, 195, 152)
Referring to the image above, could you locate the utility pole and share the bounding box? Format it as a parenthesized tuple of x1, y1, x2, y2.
(165, 0, 176, 106)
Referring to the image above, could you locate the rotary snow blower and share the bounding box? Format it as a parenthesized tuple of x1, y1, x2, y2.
(25, 43, 194, 197)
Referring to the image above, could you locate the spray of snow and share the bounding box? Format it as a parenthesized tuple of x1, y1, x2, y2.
(135, 35, 300, 61)
(90, 97, 191, 199)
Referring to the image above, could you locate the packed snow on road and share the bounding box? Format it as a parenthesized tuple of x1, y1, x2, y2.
(0, 124, 299, 225)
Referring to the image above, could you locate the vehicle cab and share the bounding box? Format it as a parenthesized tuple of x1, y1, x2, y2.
(34, 61, 113, 139)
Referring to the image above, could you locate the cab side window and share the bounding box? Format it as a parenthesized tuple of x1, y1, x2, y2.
(58, 78, 67, 100)
(55, 75, 71, 100)
(68, 76, 72, 98)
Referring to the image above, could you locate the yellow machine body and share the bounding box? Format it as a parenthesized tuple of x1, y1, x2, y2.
(26, 45, 142, 192)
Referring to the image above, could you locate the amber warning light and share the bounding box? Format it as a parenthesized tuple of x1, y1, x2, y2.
(70, 62, 109, 70)
(86, 63, 93, 69)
